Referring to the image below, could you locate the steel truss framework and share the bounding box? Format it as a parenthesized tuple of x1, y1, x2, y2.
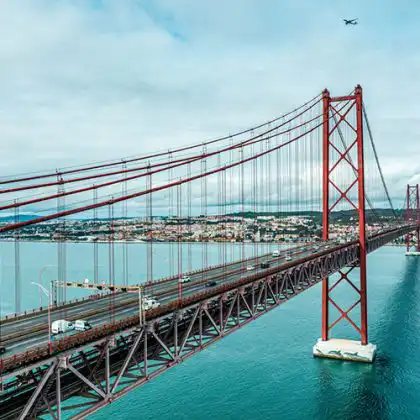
(0, 226, 413, 420)
(405, 184, 420, 252)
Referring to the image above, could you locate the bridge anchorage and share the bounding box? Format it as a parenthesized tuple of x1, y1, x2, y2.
(0, 84, 417, 418)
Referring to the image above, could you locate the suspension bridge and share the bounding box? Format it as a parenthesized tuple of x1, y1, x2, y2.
(0, 85, 418, 419)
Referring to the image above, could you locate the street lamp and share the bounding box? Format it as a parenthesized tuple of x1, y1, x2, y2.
(31, 281, 53, 354)
(38, 265, 55, 308)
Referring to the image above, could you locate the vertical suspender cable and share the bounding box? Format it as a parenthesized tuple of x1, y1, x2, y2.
(14, 201, 20, 314)
(93, 188, 99, 284)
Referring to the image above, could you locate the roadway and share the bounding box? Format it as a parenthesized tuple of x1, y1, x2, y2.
(0, 242, 332, 356)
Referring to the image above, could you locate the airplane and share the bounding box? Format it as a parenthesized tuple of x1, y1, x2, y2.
(343, 18, 358, 25)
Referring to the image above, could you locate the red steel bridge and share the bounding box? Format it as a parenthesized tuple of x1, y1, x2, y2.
(0, 85, 419, 419)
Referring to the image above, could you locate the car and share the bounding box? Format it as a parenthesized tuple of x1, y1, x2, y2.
(272, 250, 280, 257)
(74, 320, 92, 331)
(206, 280, 217, 287)
(285, 255, 292, 261)
(142, 298, 160, 310)
(179, 275, 191, 283)
(260, 262, 270, 269)
(0, 346, 6, 355)
(246, 265, 256, 271)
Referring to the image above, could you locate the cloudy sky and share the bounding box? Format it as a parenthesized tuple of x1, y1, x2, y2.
(0, 0, 419, 203)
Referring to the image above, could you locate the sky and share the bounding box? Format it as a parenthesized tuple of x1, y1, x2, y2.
(0, 0, 419, 206)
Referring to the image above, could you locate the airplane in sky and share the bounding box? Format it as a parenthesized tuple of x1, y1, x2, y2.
(343, 18, 358, 25)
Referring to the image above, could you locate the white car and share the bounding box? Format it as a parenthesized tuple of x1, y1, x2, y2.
(74, 319, 92, 331)
(179, 275, 191, 283)
(142, 298, 160, 311)
(272, 250, 280, 257)
(285, 255, 292, 261)
(246, 265, 256, 271)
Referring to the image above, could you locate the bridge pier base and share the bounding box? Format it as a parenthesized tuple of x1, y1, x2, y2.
(312, 338, 376, 363)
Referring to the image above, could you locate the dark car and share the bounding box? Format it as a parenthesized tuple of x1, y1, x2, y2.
(206, 280, 217, 287)
(0, 346, 6, 355)
(260, 262, 270, 269)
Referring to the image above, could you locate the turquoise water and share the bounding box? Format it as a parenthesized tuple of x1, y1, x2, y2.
(2, 244, 419, 419)
(89, 247, 420, 420)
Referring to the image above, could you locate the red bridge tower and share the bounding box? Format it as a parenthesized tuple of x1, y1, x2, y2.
(405, 184, 420, 254)
(313, 85, 377, 363)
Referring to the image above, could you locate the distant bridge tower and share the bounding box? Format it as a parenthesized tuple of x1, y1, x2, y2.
(405, 184, 420, 254)
(313, 85, 377, 363)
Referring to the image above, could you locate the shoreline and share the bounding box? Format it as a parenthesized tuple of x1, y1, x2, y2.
(0, 239, 408, 246)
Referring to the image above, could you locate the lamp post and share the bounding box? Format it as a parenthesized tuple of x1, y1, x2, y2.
(38, 265, 55, 308)
(31, 281, 53, 354)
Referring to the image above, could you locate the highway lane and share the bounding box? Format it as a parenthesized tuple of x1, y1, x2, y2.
(0, 244, 300, 334)
(2, 243, 326, 354)
(1, 243, 329, 355)
(0, 246, 287, 333)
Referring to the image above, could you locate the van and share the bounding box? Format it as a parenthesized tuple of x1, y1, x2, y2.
(74, 320, 92, 331)
(52, 319, 74, 335)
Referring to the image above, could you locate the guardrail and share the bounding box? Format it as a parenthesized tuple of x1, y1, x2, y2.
(0, 292, 115, 324)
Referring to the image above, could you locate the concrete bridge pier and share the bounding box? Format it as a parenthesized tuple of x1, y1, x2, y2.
(312, 338, 377, 363)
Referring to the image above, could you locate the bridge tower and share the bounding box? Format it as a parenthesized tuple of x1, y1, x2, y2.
(405, 184, 420, 255)
(313, 85, 377, 363)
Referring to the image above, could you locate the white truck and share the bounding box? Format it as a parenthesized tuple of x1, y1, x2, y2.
(52, 319, 74, 335)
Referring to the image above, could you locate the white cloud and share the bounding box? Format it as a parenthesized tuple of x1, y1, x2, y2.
(0, 0, 419, 211)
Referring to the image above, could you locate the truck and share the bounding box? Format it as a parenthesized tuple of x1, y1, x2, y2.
(51, 320, 74, 335)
